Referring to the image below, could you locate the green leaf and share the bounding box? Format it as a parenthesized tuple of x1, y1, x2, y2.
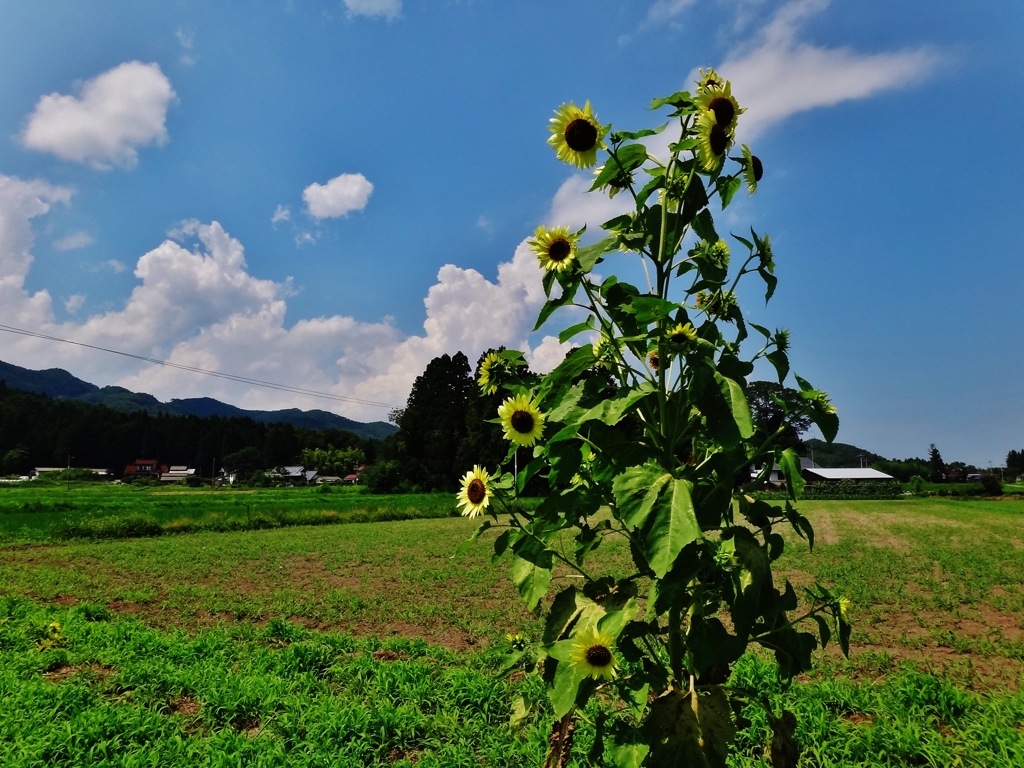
(491, 529, 512, 563)
(577, 236, 618, 272)
(591, 143, 649, 191)
(557, 317, 595, 344)
(691, 210, 718, 244)
(713, 372, 754, 440)
(539, 346, 596, 399)
(759, 265, 778, 303)
(534, 284, 577, 331)
(642, 688, 734, 768)
(510, 551, 553, 611)
(649, 91, 692, 110)
(612, 463, 671, 529)
(642, 477, 700, 578)
(607, 724, 649, 768)
(719, 176, 742, 208)
(611, 124, 667, 141)
(549, 654, 581, 718)
(576, 386, 653, 428)
(544, 587, 581, 644)
(779, 448, 805, 500)
(628, 295, 678, 325)
(509, 696, 531, 729)
(766, 349, 789, 383)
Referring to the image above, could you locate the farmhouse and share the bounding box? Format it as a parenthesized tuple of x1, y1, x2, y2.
(160, 466, 197, 483)
(268, 465, 319, 485)
(124, 459, 167, 479)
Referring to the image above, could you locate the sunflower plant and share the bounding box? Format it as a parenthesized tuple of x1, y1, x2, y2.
(457, 71, 850, 768)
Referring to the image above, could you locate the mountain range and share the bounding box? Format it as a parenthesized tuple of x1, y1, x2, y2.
(0, 360, 397, 441)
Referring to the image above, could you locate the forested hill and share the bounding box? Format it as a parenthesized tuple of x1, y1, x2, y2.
(802, 438, 883, 468)
(0, 359, 395, 440)
(0, 382, 382, 476)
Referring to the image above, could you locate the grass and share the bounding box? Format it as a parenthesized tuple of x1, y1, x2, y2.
(1, 492, 1023, 765)
(0, 483, 461, 543)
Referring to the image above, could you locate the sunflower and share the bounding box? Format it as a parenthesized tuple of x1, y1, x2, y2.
(696, 110, 732, 172)
(707, 239, 730, 268)
(456, 465, 492, 518)
(548, 101, 606, 169)
(838, 597, 852, 621)
(497, 394, 546, 447)
(694, 67, 724, 95)
(647, 350, 660, 372)
(668, 322, 697, 345)
(529, 225, 579, 272)
(569, 627, 618, 681)
(742, 144, 764, 194)
(477, 351, 502, 395)
(695, 80, 742, 133)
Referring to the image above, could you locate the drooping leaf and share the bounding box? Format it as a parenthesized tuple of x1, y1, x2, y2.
(454, 520, 492, 558)
(691, 210, 718, 244)
(719, 175, 742, 208)
(577, 236, 618, 272)
(612, 463, 672, 529)
(642, 477, 700, 578)
(510, 551, 553, 611)
(778, 448, 805, 500)
(558, 317, 595, 344)
(714, 371, 754, 439)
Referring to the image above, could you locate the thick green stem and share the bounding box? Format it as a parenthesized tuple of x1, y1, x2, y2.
(668, 605, 684, 683)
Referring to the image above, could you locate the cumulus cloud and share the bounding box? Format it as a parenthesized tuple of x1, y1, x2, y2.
(0, 176, 562, 421)
(271, 204, 291, 224)
(20, 61, 176, 169)
(64, 294, 85, 313)
(546, 174, 633, 231)
(712, 0, 943, 141)
(343, 0, 401, 21)
(302, 173, 374, 219)
(53, 231, 94, 251)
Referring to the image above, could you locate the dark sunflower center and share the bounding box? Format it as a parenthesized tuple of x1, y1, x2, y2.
(467, 478, 486, 505)
(648, 351, 659, 371)
(670, 332, 686, 343)
(548, 238, 572, 262)
(751, 155, 763, 182)
(709, 124, 728, 156)
(708, 96, 735, 127)
(585, 645, 612, 667)
(510, 410, 535, 434)
(564, 119, 598, 152)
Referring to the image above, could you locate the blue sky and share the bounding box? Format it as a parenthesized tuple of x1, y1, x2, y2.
(0, 0, 1020, 465)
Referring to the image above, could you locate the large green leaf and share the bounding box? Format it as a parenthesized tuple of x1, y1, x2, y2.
(591, 143, 649, 192)
(642, 477, 700, 578)
(612, 463, 671, 529)
(510, 552, 552, 611)
(558, 317, 595, 344)
(713, 371, 754, 439)
(576, 386, 653, 428)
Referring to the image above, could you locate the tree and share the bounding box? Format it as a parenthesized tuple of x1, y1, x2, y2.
(394, 352, 474, 491)
(745, 381, 813, 453)
(1006, 449, 1024, 479)
(928, 443, 946, 483)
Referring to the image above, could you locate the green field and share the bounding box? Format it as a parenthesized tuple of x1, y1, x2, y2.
(1, 487, 1022, 766)
(0, 482, 460, 543)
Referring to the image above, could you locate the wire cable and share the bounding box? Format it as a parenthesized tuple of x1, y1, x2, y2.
(0, 322, 396, 409)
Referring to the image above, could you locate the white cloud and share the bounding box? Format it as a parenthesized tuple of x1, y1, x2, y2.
(271, 204, 291, 224)
(20, 61, 176, 169)
(546, 174, 633, 231)
(711, 0, 943, 141)
(176, 27, 197, 66)
(105, 259, 127, 274)
(302, 173, 374, 219)
(0, 178, 560, 421)
(64, 294, 85, 313)
(53, 231, 94, 251)
(343, 0, 401, 21)
(646, 0, 696, 23)
(295, 231, 317, 247)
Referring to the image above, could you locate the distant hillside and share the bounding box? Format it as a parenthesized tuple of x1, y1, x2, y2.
(0, 359, 396, 441)
(802, 438, 883, 468)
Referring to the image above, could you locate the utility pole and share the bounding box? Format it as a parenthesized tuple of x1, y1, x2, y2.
(212, 457, 216, 489)
(66, 454, 71, 492)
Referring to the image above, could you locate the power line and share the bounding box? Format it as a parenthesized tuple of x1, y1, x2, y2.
(0, 322, 397, 409)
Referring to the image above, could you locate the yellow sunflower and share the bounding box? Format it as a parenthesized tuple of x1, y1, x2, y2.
(694, 80, 742, 133)
(647, 350, 660, 372)
(456, 465, 492, 518)
(477, 351, 502, 395)
(696, 110, 732, 172)
(741, 144, 763, 194)
(668, 322, 697, 345)
(838, 597, 852, 621)
(548, 101, 606, 169)
(529, 225, 579, 272)
(569, 627, 618, 681)
(694, 67, 724, 95)
(497, 394, 546, 447)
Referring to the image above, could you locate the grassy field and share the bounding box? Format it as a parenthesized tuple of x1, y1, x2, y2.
(1, 489, 1022, 766)
(0, 482, 459, 542)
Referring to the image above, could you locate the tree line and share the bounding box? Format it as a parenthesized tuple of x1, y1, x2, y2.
(0, 381, 376, 478)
